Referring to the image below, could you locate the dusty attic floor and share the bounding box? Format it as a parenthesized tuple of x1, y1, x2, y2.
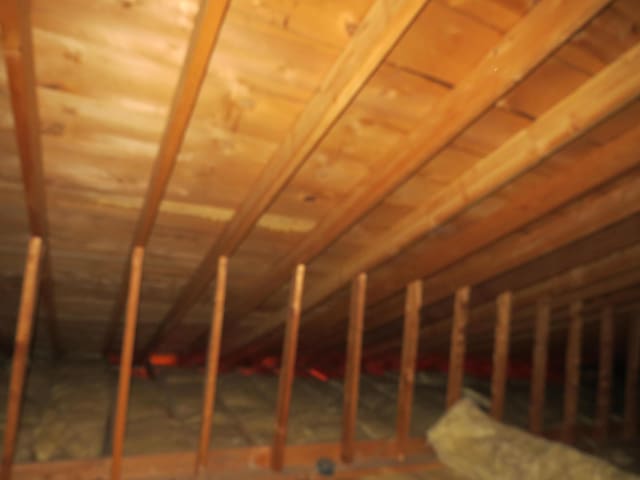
(0, 360, 637, 477)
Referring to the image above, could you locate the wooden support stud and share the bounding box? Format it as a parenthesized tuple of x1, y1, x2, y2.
(595, 306, 614, 441)
(341, 273, 367, 464)
(271, 265, 305, 471)
(623, 315, 639, 439)
(1, 237, 43, 480)
(491, 291, 512, 421)
(561, 300, 583, 444)
(396, 280, 423, 457)
(195, 256, 228, 473)
(530, 298, 551, 434)
(110, 247, 145, 480)
(446, 286, 470, 408)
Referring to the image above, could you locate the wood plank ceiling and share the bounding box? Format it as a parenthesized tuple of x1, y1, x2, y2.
(0, 0, 639, 362)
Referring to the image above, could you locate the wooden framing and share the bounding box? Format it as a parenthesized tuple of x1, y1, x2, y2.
(595, 305, 614, 440)
(103, 0, 231, 353)
(529, 298, 551, 434)
(561, 300, 583, 444)
(395, 280, 423, 456)
(0, 237, 42, 480)
(219, 0, 613, 361)
(491, 291, 512, 421)
(341, 273, 367, 464)
(195, 256, 228, 473)
(138, 0, 429, 357)
(110, 247, 145, 480)
(623, 315, 639, 439)
(446, 286, 470, 408)
(271, 265, 305, 471)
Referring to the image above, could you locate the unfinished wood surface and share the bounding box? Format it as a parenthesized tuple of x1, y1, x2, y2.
(0, 237, 42, 480)
(195, 256, 228, 473)
(138, 0, 429, 356)
(491, 291, 512, 420)
(446, 286, 470, 408)
(561, 300, 583, 444)
(110, 247, 145, 480)
(529, 298, 551, 434)
(623, 315, 640, 439)
(219, 0, 612, 358)
(341, 273, 367, 464)
(396, 280, 423, 456)
(595, 305, 615, 440)
(271, 265, 305, 471)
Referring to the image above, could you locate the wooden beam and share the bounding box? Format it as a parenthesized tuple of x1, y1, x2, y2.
(341, 273, 367, 464)
(395, 280, 423, 457)
(0, 237, 42, 480)
(103, 0, 231, 353)
(219, 0, 613, 360)
(1, 0, 59, 355)
(491, 291, 512, 421)
(137, 0, 429, 357)
(530, 298, 551, 434)
(110, 247, 145, 480)
(561, 300, 583, 444)
(623, 315, 639, 439)
(271, 265, 305, 472)
(595, 305, 614, 440)
(195, 256, 228, 473)
(446, 287, 470, 408)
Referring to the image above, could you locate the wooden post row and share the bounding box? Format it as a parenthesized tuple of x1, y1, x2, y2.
(561, 300, 583, 444)
(271, 264, 305, 471)
(529, 297, 550, 434)
(623, 315, 639, 439)
(595, 306, 614, 441)
(396, 280, 423, 457)
(491, 291, 512, 420)
(195, 256, 228, 473)
(110, 247, 145, 480)
(446, 286, 470, 408)
(1, 237, 43, 480)
(341, 273, 367, 464)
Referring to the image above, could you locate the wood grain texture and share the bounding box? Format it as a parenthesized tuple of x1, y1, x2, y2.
(530, 298, 551, 434)
(561, 300, 583, 444)
(491, 291, 512, 420)
(446, 286, 470, 408)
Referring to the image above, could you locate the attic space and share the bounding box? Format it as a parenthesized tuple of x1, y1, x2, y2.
(0, 0, 639, 479)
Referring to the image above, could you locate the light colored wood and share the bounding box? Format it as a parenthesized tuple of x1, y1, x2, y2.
(561, 300, 583, 444)
(137, 0, 429, 356)
(446, 286, 470, 408)
(395, 280, 423, 456)
(110, 247, 145, 480)
(195, 256, 228, 473)
(271, 265, 305, 472)
(0, 237, 42, 480)
(103, 0, 231, 353)
(530, 298, 551, 434)
(341, 273, 367, 464)
(491, 291, 512, 420)
(218, 0, 613, 358)
(623, 315, 639, 439)
(595, 305, 614, 440)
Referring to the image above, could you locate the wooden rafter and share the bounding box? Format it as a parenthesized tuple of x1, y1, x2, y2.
(225, 38, 640, 362)
(1, 0, 60, 355)
(490, 291, 512, 420)
(446, 286, 469, 408)
(103, 0, 231, 353)
(529, 298, 551, 434)
(138, 0, 430, 357)
(561, 300, 583, 444)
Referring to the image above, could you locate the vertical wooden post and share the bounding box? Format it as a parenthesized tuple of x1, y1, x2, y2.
(529, 297, 550, 434)
(395, 280, 423, 457)
(195, 256, 228, 473)
(1, 237, 42, 480)
(623, 315, 639, 439)
(271, 264, 305, 471)
(491, 291, 512, 421)
(595, 305, 614, 441)
(446, 286, 470, 408)
(110, 247, 145, 480)
(561, 300, 583, 444)
(341, 273, 367, 464)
